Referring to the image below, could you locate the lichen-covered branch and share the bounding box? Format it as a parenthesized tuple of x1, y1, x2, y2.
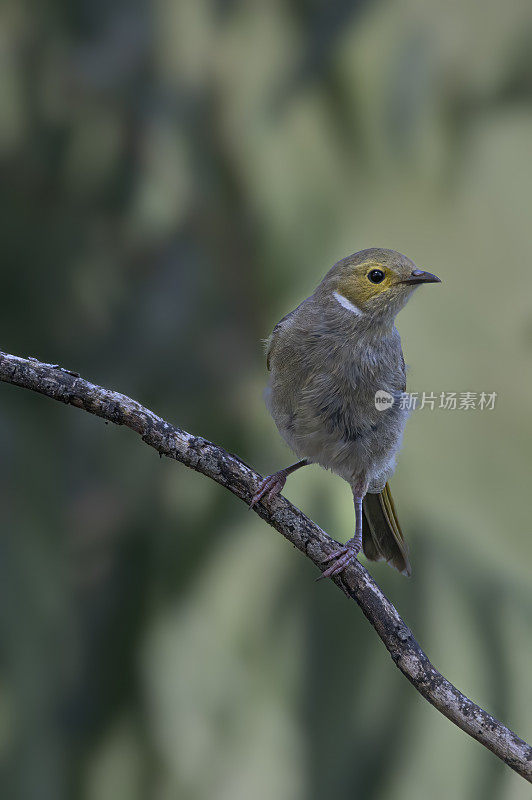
(0, 349, 530, 782)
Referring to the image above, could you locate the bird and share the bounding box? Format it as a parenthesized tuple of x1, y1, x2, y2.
(250, 248, 441, 579)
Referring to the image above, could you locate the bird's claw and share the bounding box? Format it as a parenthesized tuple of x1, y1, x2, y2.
(317, 545, 359, 580)
(249, 472, 287, 509)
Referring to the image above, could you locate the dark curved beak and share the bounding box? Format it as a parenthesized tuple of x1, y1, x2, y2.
(401, 269, 441, 286)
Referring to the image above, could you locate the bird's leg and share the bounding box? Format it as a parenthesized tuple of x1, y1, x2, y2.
(319, 485, 366, 580)
(249, 459, 309, 508)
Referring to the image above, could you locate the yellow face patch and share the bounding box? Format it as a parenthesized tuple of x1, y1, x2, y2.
(337, 261, 395, 308)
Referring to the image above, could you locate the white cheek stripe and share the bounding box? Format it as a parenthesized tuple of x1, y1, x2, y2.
(333, 291, 363, 316)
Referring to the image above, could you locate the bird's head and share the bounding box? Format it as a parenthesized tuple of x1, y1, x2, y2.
(319, 248, 441, 325)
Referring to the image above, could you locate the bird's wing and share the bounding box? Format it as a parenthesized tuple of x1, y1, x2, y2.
(265, 306, 300, 371)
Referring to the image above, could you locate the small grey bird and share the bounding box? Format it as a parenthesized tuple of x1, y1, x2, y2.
(250, 248, 441, 579)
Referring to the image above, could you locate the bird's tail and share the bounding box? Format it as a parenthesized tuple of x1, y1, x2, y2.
(362, 484, 411, 576)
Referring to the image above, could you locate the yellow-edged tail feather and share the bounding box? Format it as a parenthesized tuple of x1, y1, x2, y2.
(362, 483, 411, 576)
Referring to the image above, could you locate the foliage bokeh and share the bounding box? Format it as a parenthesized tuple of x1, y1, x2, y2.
(1, 1, 532, 798)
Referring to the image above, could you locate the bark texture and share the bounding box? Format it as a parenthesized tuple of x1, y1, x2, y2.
(0, 350, 530, 782)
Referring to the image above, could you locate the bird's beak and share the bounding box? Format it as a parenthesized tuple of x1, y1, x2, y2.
(400, 269, 441, 286)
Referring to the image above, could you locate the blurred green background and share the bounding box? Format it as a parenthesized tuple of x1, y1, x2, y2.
(1, 1, 532, 798)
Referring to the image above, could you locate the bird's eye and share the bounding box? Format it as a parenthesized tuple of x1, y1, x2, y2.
(368, 269, 385, 284)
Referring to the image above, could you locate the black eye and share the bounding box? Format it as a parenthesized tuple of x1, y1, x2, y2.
(368, 269, 385, 284)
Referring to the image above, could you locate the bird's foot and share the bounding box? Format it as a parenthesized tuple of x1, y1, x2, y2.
(318, 542, 361, 580)
(249, 470, 288, 509)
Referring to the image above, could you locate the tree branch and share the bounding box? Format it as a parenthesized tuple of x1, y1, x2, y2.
(1, 349, 530, 782)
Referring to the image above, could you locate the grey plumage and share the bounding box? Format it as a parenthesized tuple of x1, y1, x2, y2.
(265, 293, 408, 492)
(257, 248, 440, 576)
